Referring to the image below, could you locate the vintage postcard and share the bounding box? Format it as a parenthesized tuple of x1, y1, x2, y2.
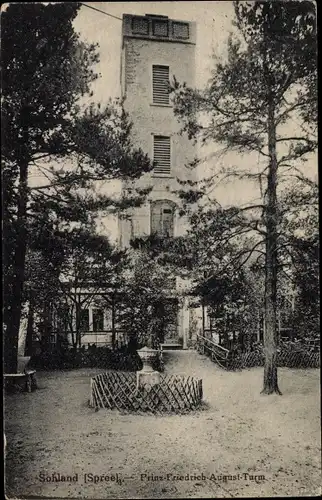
(3, 1, 320, 499)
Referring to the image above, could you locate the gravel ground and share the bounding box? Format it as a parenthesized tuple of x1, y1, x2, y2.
(4, 350, 321, 499)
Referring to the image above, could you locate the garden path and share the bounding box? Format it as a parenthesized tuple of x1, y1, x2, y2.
(4, 349, 321, 499)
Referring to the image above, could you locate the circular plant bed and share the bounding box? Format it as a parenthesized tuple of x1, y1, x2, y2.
(89, 371, 203, 414)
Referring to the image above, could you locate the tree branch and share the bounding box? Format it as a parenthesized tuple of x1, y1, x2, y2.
(276, 136, 316, 144)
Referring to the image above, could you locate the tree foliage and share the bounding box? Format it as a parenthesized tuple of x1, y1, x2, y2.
(278, 180, 319, 339)
(2, 3, 152, 372)
(117, 248, 179, 350)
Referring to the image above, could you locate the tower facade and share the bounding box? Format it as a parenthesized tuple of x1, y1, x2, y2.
(119, 13, 198, 347)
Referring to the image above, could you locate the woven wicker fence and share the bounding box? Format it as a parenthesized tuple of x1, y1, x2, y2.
(228, 350, 320, 370)
(197, 335, 320, 371)
(90, 371, 203, 414)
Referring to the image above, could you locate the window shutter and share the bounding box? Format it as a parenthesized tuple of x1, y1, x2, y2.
(152, 65, 169, 105)
(153, 135, 171, 175)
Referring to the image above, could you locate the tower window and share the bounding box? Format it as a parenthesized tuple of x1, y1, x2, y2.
(152, 19, 169, 37)
(153, 135, 171, 175)
(172, 22, 189, 39)
(151, 200, 176, 237)
(152, 65, 170, 105)
(132, 17, 149, 34)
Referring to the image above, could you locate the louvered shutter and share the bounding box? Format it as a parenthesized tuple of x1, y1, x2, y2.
(153, 136, 171, 175)
(152, 65, 170, 105)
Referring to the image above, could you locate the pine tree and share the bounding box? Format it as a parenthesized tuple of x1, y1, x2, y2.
(171, 1, 317, 393)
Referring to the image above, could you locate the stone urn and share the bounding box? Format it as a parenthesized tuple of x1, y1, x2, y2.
(136, 346, 160, 389)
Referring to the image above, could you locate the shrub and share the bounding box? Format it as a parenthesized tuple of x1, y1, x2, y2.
(30, 345, 144, 371)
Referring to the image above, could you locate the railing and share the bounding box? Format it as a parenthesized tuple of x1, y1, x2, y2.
(196, 334, 231, 369)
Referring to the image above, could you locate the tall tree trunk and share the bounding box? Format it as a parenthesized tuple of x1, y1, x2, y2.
(262, 98, 282, 395)
(4, 106, 30, 373)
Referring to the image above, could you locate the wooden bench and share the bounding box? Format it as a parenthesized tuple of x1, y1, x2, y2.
(4, 356, 37, 393)
(4, 371, 37, 392)
(160, 343, 183, 351)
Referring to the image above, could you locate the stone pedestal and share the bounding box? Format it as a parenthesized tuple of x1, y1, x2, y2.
(136, 370, 160, 390)
(137, 346, 160, 390)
